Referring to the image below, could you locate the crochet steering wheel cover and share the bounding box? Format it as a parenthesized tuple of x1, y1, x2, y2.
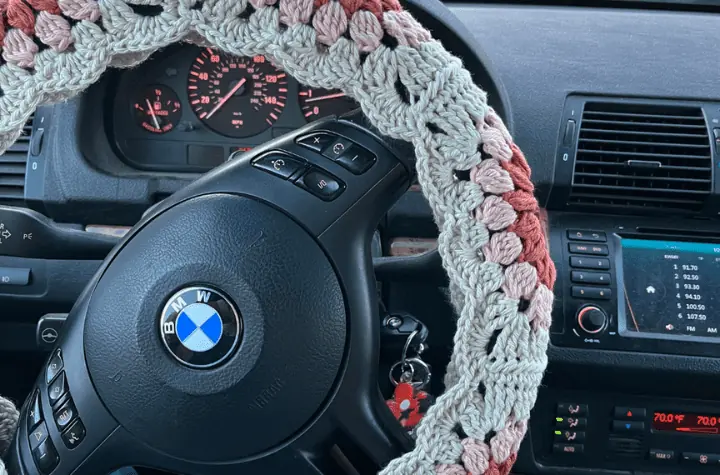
(0, 0, 556, 473)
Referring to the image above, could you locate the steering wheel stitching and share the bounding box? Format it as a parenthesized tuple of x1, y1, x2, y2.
(0, 0, 556, 473)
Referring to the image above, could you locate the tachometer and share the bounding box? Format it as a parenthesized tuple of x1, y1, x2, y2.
(133, 85, 182, 134)
(188, 49, 288, 138)
(298, 86, 359, 122)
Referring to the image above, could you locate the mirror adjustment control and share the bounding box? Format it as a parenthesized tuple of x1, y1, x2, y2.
(46, 349, 63, 384)
(296, 132, 336, 153)
(27, 391, 42, 432)
(295, 169, 345, 201)
(32, 438, 59, 475)
(252, 153, 306, 180)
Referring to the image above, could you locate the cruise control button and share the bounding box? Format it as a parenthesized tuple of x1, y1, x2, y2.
(296, 169, 345, 201)
(555, 416, 587, 429)
(570, 256, 610, 270)
(253, 153, 306, 179)
(322, 137, 354, 160)
(296, 132, 336, 153)
(62, 419, 86, 449)
(553, 443, 583, 454)
(48, 372, 67, 407)
(54, 400, 77, 431)
(572, 286, 612, 300)
(32, 439, 59, 474)
(649, 448, 675, 462)
(612, 420, 644, 433)
(29, 421, 49, 451)
(682, 452, 719, 465)
(46, 349, 63, 384)
(334, 145, 376, 174)
(554, 430, 585, 443)
(557, 403, 588, 416)
(27, 391, 42, 432)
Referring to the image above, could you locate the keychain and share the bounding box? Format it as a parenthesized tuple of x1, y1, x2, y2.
(386, 330, 434, 437)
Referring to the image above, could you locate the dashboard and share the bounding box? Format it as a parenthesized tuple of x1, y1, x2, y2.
(4, 1, 720, 475)
(112, 45, 359, 171)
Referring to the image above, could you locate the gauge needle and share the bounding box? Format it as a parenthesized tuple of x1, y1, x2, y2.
(206, 78, 247, 120)
(304, 92, 346, 103)
(145, 99, 161, 130)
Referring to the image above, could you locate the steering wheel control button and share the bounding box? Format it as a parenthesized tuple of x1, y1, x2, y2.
(577, 306, 608, 333)
(36, 313, 68, 350)
(555, 417, 587, 429)
(47, 372, 67, 407)
(614, 407, 646, 420)
(334, 145, 376, 175)
(557, 403, 588, 416)
(27, 391, 42, 432)
(253, 153, 306, 179)
(54, 400, 77, 431)
(567, 229, 607, 242)
(682, 452, 719, 465)
(296, 132, 336, 152)
(0, 266, 30, 286)
(61, 419, 86, 449)
(570, 256, 610, 270)
(553, 443, 583, 455)
(321, 137, 354, 160)
(29, 421, 49, 451)
(296, 169, 345, 201)
(45, 349, 63, 384)
(649, 448, 675, 462)
(32, 439, 59, 475)
(160, 286, 242, 369)
(612, 420, 644, 433)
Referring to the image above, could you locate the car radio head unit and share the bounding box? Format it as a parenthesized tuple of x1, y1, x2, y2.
(618, 239, 720, 343)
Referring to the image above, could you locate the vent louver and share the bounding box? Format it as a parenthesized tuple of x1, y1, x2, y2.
(569, 102, 712, 213)
(0, 114, 33, 205)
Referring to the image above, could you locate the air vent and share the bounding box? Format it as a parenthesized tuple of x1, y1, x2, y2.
(0, 114, 33, 206)
(569, 102, 712, 213)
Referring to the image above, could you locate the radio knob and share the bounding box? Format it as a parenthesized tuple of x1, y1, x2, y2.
(577, 306, 607, 334)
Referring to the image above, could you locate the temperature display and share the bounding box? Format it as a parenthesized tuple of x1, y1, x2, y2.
(653, 411, 720, 435)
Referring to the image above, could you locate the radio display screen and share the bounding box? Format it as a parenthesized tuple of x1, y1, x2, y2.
(621, 239, 720, 339)
(654, 411, 720, 435)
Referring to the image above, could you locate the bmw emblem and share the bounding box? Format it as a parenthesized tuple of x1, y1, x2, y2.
(159, 286, 242, 368)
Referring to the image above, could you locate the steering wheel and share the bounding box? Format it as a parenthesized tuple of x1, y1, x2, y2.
(0, 0, 556, 473)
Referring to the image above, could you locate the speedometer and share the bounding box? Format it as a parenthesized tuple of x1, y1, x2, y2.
(188, 49, 288, 138)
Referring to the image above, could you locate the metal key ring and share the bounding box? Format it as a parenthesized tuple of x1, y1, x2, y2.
(401, 329, 421, 367)
(389, 357, 432, 388)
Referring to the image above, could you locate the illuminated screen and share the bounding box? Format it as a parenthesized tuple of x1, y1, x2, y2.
(654, 411, 720, 435)
(621, 239, 720, 339)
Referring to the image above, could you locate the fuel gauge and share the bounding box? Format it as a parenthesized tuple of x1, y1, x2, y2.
(133, 85, 182, 134)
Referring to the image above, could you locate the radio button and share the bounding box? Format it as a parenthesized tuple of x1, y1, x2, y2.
(649, 449, 675, 462)
(612, 420, 645, 433)
(567, 230, 606, 242)
(572, 286, 612, 300)
(682, 452, 719, 465)
(553, 443, 584, 455)
(577, 306, 608, 333)
(614, 407, 646, 420)
(555, 417, 587, 429)
(570, 256, 610, 270)
(571, 271, 611, 285)
(569, 243, 609, 256)
(557, 403, 588, 416)
(554, 430, 585, 443)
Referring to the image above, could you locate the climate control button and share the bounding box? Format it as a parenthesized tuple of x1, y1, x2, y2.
(577, 306, 607, 334)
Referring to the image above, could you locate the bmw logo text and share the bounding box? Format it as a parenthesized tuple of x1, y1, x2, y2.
(159, 286, 242, 368)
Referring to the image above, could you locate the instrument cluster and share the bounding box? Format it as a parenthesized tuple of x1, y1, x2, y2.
(111, 45, 359, 172)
